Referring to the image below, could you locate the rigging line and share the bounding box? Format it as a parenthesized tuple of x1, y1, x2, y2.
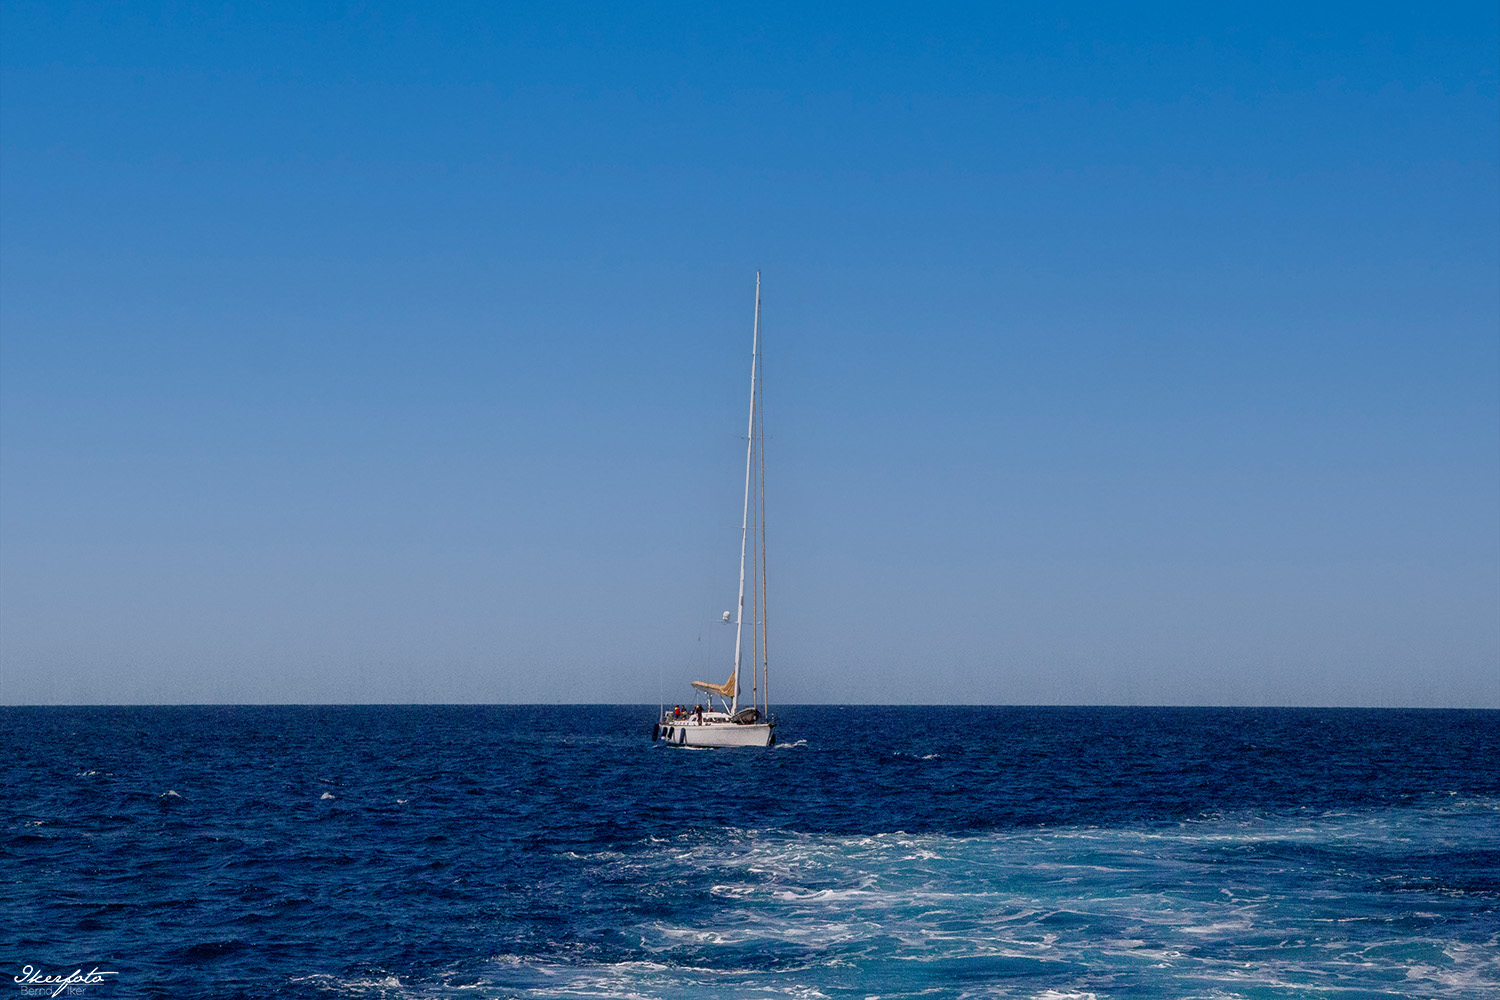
(750, 406, 759, 708)
(731, 274, 761, 715)
(757, 317, 769, 713)
(759, 363, 767, 709)
(752, 368, 762, 710)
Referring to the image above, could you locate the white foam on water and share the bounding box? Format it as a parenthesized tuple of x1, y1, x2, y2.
(1175, 919, 1253, 936)
(771, 887, 884, 903)
(288, 973, 410, 997)
(573, 802, 1494, 998)
(711, 883, 758, 898)
(403, 799, 1497, 999)
(478, 957, 840, 1000)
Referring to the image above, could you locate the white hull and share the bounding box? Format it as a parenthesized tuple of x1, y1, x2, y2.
(656, 719, 774, 747)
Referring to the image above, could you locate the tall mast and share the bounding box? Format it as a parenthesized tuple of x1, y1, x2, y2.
(731, 271, 761, 715)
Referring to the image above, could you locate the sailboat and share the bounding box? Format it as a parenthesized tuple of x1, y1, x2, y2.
(653, 274, 776, 748)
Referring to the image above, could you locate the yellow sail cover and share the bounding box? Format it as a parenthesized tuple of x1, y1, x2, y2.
(690, 672, 737, 698)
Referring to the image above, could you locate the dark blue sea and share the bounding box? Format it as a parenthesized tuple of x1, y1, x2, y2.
(3, 706, 1497, 999)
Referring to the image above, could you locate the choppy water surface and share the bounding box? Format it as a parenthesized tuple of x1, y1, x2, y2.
(3, 706, 1497, 998)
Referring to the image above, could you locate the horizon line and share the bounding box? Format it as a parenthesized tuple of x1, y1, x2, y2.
(1, 702, 1495, 711)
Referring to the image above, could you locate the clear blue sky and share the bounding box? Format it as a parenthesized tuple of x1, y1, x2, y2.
(2, 2, 1496, 705)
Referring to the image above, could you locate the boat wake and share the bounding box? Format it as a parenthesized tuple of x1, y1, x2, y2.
(291, 798, 1500, 998)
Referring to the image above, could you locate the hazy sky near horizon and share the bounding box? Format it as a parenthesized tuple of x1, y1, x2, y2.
(2, 2, 1496, 706)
